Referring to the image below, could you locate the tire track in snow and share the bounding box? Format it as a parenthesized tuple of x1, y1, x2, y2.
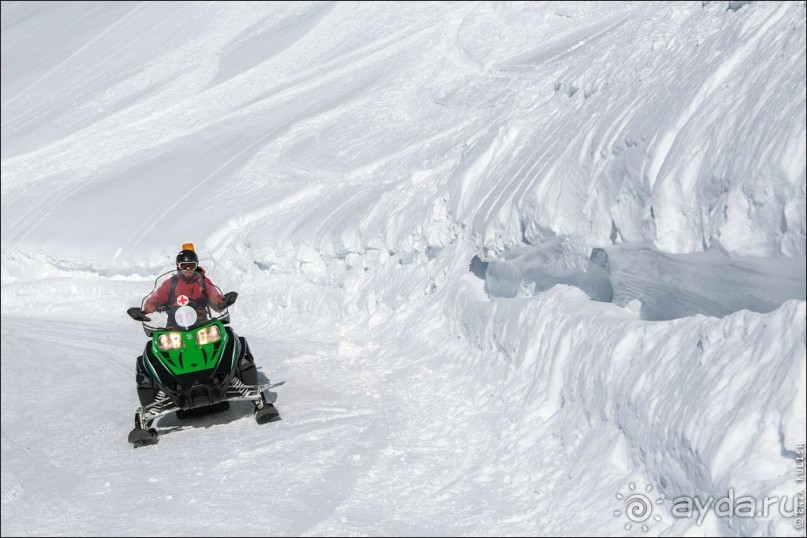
(0, 2, 145, 110)
(647, 2, 791, 189)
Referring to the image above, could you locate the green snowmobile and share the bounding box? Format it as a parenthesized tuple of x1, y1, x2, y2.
(126, 269, 280, 447)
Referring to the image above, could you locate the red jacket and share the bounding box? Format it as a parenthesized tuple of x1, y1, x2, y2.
(143, 269, 225, 314)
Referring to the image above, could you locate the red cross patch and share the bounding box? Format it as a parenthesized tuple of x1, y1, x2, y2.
(177, 295, 189, 306)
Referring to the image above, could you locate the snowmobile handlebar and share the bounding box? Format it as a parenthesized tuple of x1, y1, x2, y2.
(223, 291, 238, 308)
(127, 307, 151, 322)
(128, 293, 235, 323)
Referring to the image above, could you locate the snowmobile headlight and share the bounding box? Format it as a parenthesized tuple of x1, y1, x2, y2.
(157, 332, 183, 350)
(196, 325, 221, 345)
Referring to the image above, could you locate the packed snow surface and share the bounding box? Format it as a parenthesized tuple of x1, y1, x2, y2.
(2, 2, 805, 536)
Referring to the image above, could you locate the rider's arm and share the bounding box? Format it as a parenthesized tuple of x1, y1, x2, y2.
(205, 278, 226, 310)
(143, 280, 171, 313)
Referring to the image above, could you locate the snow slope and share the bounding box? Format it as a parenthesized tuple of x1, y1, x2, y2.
(2, 2, 805, 536)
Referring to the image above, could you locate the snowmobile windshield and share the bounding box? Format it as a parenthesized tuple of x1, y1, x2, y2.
(140, 270, 229, 331)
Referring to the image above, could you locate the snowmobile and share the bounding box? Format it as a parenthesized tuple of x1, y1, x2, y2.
(126, 269, 280, 447)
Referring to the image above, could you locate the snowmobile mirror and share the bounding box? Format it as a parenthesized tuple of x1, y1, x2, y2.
(127, 307, 151, 322)
(223, 292, 238, 308)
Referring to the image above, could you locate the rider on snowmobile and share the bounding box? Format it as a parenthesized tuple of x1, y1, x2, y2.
(142, 246, 226, 324)
(134, 243, 259, 408)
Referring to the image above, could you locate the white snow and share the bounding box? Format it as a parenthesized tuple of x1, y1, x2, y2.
(2, 1, 805, 536)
